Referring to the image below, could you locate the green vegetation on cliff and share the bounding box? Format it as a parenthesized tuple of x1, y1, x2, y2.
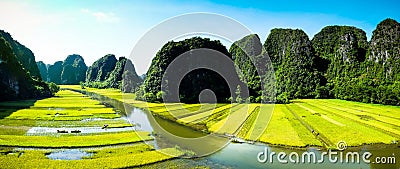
(264, 29, 320, 103)
(0, 30, 52, 101)
(0, 30, 42, 79)
(60, 54, 87, 84)
(47, 61, 63, 84)
(312, 25, 368, 100)
(86, 54, 117, 82)
(84, 55, 142, 91)
(141, 37, 241, 103)
(312, 19, 400, 105)
(229, 34, 264, 102)
(36, 61, 48, 81)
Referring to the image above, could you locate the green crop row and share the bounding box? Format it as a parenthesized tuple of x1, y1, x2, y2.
(289, 102, 396, 147)
(236, 106, 260, 139)
(0, 146, 183, 169)
(0, 131, 152, 148)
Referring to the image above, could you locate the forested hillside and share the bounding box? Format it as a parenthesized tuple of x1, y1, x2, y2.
(61, 54, 87, 84)
(5, 18, 398, 105)
(43, 55, 87, 85)
(84, 55, 142, 91)
(141, 18, 399, 105)
(86, 54, 117, 82)
(47, 61, 63, 84)
(229, 34, 264, 102)
(0, 30, 42, 79)
(264, 29, 320, 103)
(141, 37, 242, 103)
(312, 25, 368, 101)
(0, 30, 52, 101)
(312, 19, 400, 105)
(36, 61, 48, 81)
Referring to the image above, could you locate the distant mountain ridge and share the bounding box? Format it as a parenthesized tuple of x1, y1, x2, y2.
(0, 30, 42, 79)
(39, 55, 87, 85)
(0, 30, 51, 101)
(2, 18, 395, 105)
(84, 54, 142, 91)
(139, 18, 399, 105)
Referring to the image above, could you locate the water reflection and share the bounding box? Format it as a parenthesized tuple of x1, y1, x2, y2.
(77, 89, 400, 168)
(46, 149, 93, 160)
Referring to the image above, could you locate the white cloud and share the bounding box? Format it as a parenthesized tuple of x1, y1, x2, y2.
(81, 8, 120, 23)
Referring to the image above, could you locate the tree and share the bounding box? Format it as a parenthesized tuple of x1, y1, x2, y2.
(48, 82, 60, 95)
(235, 85, 243, 103)
(144, 37, 239, 103)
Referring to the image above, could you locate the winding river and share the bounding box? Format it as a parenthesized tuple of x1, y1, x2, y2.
(79, 90, 399, 169)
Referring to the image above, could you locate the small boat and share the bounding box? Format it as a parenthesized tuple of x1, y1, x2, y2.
(231, 138, 246, 144)
(102, 124, 109, 129)
(57, 130, 68, 133)
(71, 130, 81, 133)
(247, 141, 255, 144)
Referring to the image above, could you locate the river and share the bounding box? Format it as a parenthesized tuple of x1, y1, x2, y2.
(81, 90, 399, 169)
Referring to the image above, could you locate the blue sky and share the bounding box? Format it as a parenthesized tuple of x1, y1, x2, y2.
(0, 0, 399, 75)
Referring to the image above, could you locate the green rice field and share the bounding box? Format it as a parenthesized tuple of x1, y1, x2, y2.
(1, 85, 398, 168)
(0, 89, 182, 168)
(68, 86, 400, 149)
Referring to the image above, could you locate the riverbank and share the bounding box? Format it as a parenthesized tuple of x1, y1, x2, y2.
(0, 89, 184, 168)
(61, 85, 400, 150)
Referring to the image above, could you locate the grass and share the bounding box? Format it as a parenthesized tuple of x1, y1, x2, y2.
(0, 118, 132, 128)
(6, 108, 118, 121)
(0, 87, 185, 168)
(245, 104, 274, 140)
(86, 143, 154, 158)
(57, 85, 400, 148)
(0, 145, 184, 169)
(204, 104, 243, 131)
(237, 106, 260, 139)
(147, 104, 201, 121)
(304, 100, 400, 136)
(208, 104, 259, 134)
(4, 90, 121, 121)
(0, 131, 152, 148)
(259, 105, 323, 147)
(287, 102, 396, 147)
(0, 100, 37, 108)
(60, 85, 147, 107)
(0, 126, 29, 135)
(177, 104, 232, 124)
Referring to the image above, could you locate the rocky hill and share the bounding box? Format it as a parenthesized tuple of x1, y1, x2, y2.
(264, 28, 320, 103)
(47, 61, 63, 84)
(85, 55, 142, 91)
(61, 54, 87, 84)
(36, 61, 48, 81)
(0, 30, 51, 101)
(0, 30, 42, 79)
(229, 34, 265, 102)
(142, 37, 242, 103)
(86, 54, 117, 82)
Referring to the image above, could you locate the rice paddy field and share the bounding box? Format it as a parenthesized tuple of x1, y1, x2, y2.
(1, 85, 399, 168)
(66, 85, 400, 149)
(0, 89, 183, 168)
